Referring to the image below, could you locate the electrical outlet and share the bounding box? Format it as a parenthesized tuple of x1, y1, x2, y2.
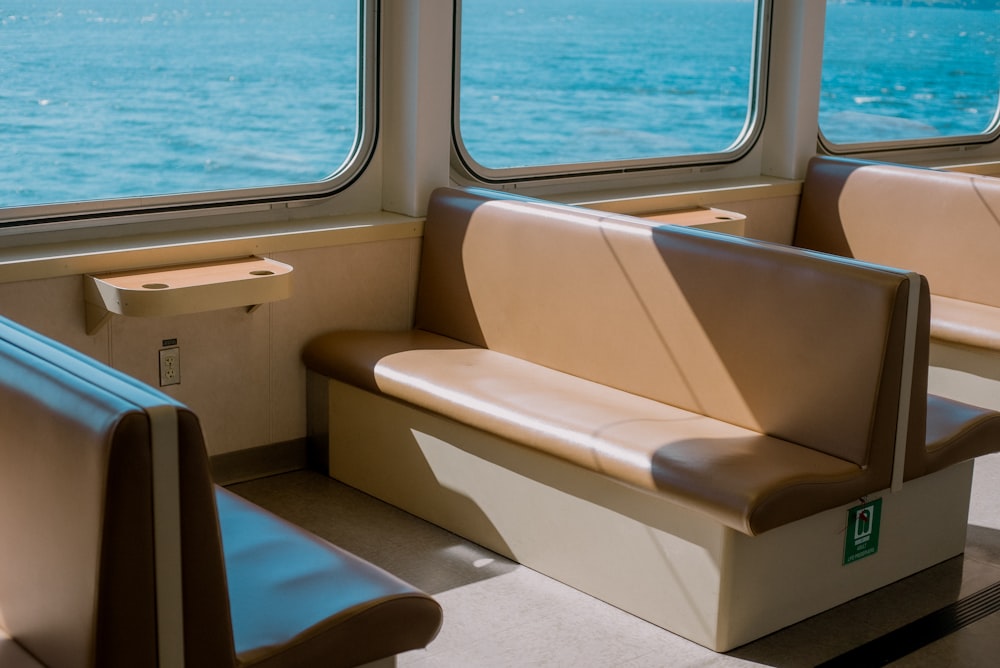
(159, 346, 180, 386)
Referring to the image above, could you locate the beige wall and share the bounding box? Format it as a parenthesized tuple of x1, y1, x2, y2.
(0, 237, 421, 456)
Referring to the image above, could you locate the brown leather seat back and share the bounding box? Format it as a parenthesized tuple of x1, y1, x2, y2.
(415, 188, 927, 480)
(0, 328, 158, 667)
(0, 315, 235, 668)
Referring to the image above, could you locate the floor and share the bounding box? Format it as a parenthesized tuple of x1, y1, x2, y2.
(229, 453, 1000, 667)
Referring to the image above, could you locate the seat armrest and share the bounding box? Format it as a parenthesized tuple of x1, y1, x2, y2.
(216, 487, 442, 667)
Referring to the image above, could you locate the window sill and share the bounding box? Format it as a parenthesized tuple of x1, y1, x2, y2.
(0, 178, 802, 285)
(0, 211, 423, 285)
(563, 176, 802, 216)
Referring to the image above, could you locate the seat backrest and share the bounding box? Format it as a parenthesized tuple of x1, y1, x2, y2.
(415, 187, 928, 487)
(793, 155, 1000, 308)
(0, 315, 234, 668)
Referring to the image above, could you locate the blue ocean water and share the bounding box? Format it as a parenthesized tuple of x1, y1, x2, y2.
(1, 0, 359, 207)
(821, 2, 1000, 143)
(2, 1, 999, 208)
(459, 0, 758, 167)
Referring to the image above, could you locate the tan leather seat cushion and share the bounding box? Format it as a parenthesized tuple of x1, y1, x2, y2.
(305, 329, 865, 535)
(930, 294, 1000, 351)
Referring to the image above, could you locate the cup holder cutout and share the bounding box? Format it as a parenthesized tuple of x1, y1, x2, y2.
(143, 283, 170, 290)
(250, 270, 275, 276)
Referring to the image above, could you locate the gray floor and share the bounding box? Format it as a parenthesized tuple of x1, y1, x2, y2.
(229, 453, 1000, 667)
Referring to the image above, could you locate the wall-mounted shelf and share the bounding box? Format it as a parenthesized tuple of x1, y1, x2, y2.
(84, 256, 293, 334)
(642, 207, 746, 236)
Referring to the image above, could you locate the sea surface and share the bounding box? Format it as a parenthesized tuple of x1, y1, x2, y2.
(2, 0, 999, 208)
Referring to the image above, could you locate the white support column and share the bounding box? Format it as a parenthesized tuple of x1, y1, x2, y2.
(760, 0, 827, 181)
(381, 0, 455, 217)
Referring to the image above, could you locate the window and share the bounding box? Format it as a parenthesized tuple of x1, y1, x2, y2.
(2, 0, 368, 213)
(820, 0, 1000, 148)
(455, 0, 765, 178)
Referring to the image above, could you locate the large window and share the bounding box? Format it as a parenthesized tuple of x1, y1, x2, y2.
(455, 0, 765, 178)
(2, 0, 367, 212)
(820, 0, 1000, 148)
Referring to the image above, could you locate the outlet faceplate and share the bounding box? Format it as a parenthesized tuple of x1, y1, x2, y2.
(159, 346, 180, 386)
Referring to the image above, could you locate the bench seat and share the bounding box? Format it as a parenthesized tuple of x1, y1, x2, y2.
(793, 155, 1000, 410)
(0, 314, 443, 668)
(304, 186, 1000, 651)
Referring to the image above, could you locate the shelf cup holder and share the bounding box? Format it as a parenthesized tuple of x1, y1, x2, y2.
(84, 256, 293, 334)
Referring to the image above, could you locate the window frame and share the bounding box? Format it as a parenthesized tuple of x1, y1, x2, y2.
(0, 0, 380, 230)
(450, 0, 772, 185)
(819, 116, 1000, 158)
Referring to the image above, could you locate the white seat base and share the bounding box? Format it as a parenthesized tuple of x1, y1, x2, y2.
(316, 377, 974, 652)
